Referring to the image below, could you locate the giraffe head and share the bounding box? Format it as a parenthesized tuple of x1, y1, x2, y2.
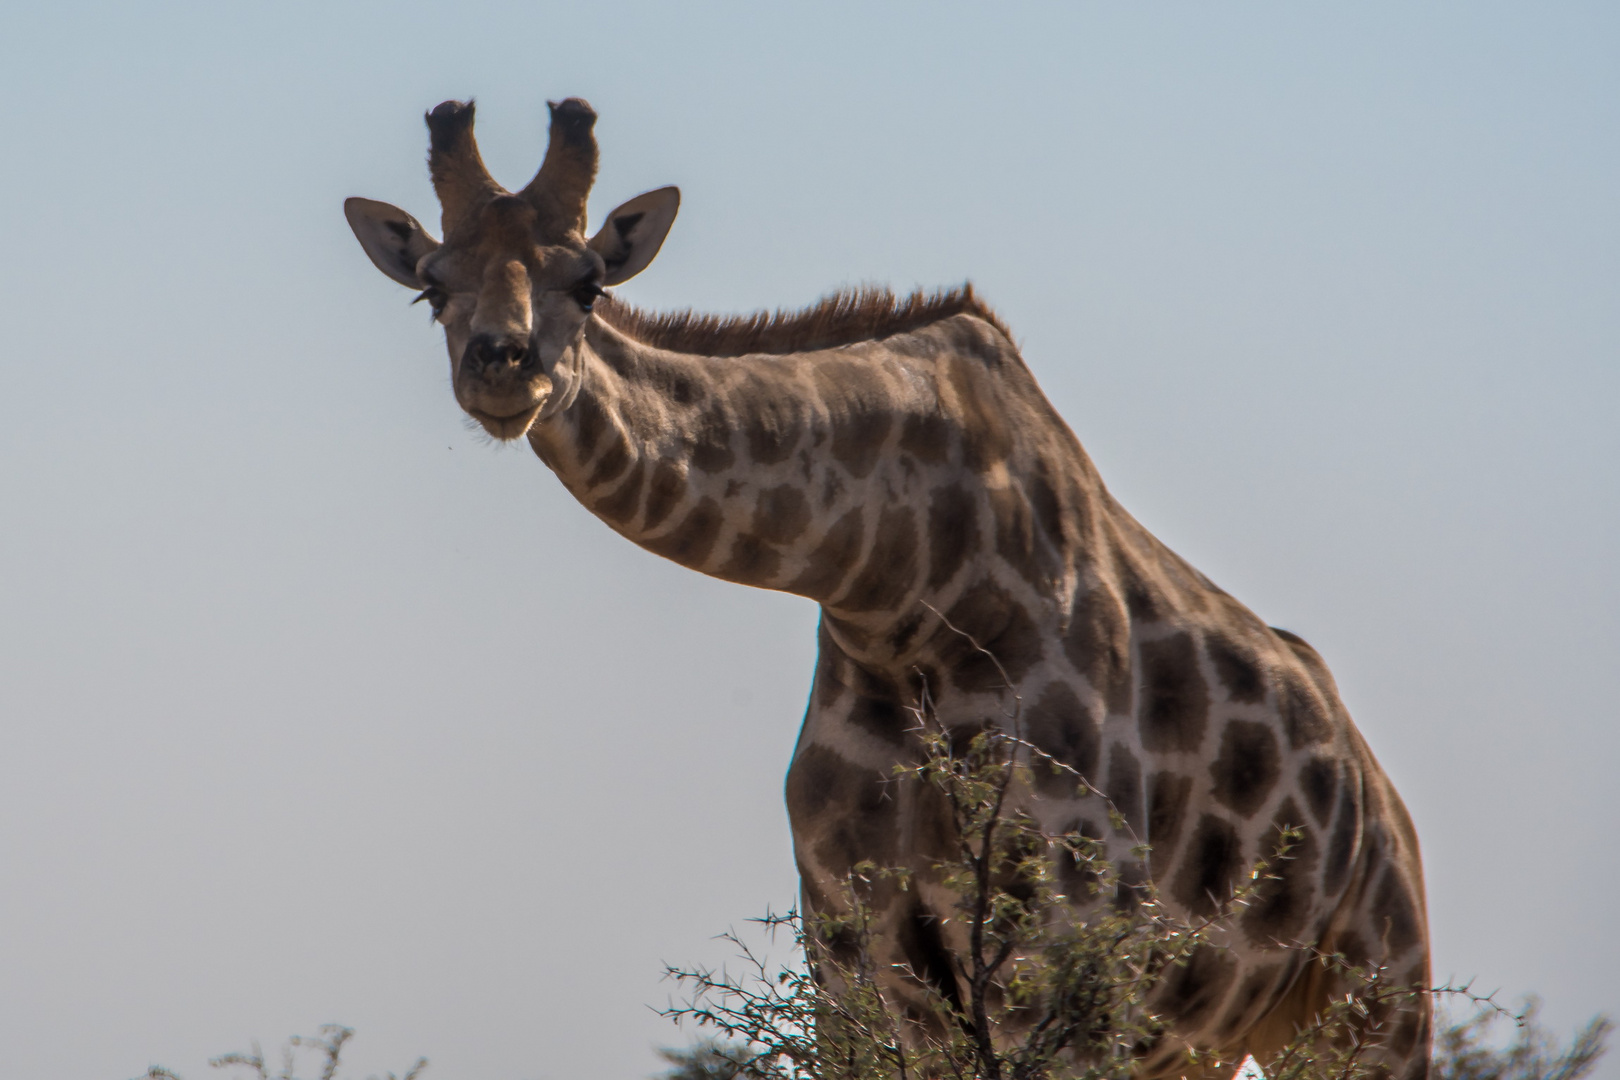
(345, 99, 679, 439)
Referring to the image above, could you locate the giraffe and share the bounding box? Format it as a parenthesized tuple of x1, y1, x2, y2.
(345, 98, 1431, 1079)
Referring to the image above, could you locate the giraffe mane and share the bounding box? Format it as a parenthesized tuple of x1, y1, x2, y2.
(593, 283, 1015, 358)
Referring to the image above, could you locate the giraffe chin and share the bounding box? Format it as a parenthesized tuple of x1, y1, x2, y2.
(466, 400, 546, 441)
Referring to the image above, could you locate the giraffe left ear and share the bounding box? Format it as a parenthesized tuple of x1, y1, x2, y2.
(589, 186, 679, 286)
(345, 197, 441, 287)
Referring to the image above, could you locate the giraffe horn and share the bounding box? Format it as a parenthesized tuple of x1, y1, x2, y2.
(519, 97, 599, 236)
(425, 99, 503, 236)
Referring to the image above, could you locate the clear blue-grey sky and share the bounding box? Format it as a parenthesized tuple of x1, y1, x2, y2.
(1, 3, 1615, 1078)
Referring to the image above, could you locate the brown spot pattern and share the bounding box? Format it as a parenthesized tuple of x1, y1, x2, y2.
(1206, 634, 1266, 704)
(642, 459, 685, 530)
(584, 430, 631, 488)
(1241, 798, 1320, 946)
(1208, 719, 1281, 818)
(1172, 813, 1243, 916)
(926, 483, 979, 588)
(1301, 756, 1338, 826)
(823, 392, 894, 481)
(592, 460, 644, 524)
(899, 410, 952, 465)
(641, 497, 723, 566)
(1137, 632, 1210, 753)
(1025, 682, 1100, 796)
(784, 744, 898, 876)
(1146, 771, 1194, 874)
(752, 484, 811, 544)
(839, 505, 918, 612)
(1156, 945, 1238, 1028)
(1104, 743, 1144, 834)
(1064, 582, 1133, 715)
(1279, 675, 1332, 749)
(787, 507, 865, 598)
(689, 406, 735, 473)
(717, 533, 782, 583)
(940, 580, 1044, 693)
(743, 396, 801, 465)
(1322, 773, 1360, 895)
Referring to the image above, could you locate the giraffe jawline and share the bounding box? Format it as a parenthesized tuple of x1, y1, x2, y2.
(466, 402, 545, 441)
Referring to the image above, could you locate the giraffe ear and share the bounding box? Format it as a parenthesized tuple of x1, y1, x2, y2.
(588, 186, 679, 286)
(345, 197, 441, 287)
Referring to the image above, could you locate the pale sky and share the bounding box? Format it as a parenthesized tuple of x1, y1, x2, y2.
(1, 3, 1616, 1078)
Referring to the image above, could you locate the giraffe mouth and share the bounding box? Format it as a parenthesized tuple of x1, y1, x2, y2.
(466, 401, 546, 441)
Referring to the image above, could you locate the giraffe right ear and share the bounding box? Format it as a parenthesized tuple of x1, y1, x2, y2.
(344, 197, 441, 287)
(588, 186, 680, 286)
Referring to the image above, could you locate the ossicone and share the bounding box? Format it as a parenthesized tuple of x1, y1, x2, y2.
(425, 98, 502, 235)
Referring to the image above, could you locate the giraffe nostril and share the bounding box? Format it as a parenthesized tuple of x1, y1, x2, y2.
(466, 334, 530, 373)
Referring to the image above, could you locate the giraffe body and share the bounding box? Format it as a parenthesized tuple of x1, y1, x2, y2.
(346, 99, 1431, 1079)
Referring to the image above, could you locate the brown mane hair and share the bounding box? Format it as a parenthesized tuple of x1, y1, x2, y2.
(593, 283, 1014, 358)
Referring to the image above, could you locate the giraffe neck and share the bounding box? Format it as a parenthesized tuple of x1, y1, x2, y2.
(526, 312, 1131, 680)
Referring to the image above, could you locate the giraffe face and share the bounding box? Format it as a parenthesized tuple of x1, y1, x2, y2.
(344, 99, 678, 440)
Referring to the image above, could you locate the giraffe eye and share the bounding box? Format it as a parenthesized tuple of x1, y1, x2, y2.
(570, 278, 606, 311)
(412, 285, 450, 320)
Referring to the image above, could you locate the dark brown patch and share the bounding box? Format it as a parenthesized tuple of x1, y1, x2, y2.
(897, 902, 965, 1016)
(592, 459, 644, 525)
(1372, 868, 1422, 954)
(830, 408, 892, 479)
(847, 692, 911, 748)
(570, 390, 609, 463)
(752, 484, 811, 544)
(717, 533, 782, 583)
(939, 580, 1044, 694)
(815, 362, 895, 480)
(1301, 756, 1338, 826)
(1027, 462, 1067, 555)
(1146, 771, 1194, 874)
(888, 611, 925, 654)
(641, 497, 723, 566)
(1217, 963, 1284, 1037)
(1208, 719, 1281, 818)
(689, 405, 735, 473)
(1172, 813, 1243, 916)
(1025, 682, 1100, 796)
(1156, 945, 1238, 1027)
(839, 505, 918, 612)
(1104, 743, 1144, 834)
(948, 356, 1014, 472)
(899, 410, 952, 466)
(584, 430, 631, 489)
(661, 368, 706, 407)
(926, 482, 979, 588)
(784, 744, 898, 875)
(744, 402, 802, 466)
(1322, 770, 1360, 895)
(595, 284, 1015, 359)
(1278, 675, 1333, 749)
(787, 507, 865, 599)
(642, 459, 686, 531)
(1137, 632, 1210, 753)
(1335, 930, 1370, 969)
(1064, 582, 1133, 715)
(1206, 635, 1266, 704)
(1241, 798, 1321, 947)
(1117, 559, 1163, 621)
